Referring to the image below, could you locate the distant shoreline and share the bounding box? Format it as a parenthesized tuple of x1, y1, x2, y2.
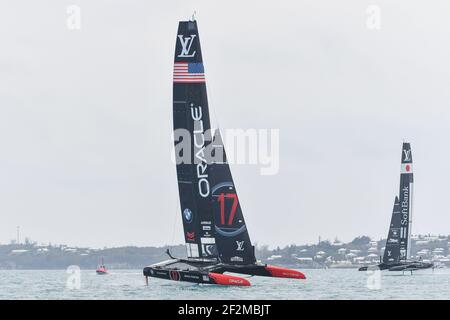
(1, 234, 449, 270)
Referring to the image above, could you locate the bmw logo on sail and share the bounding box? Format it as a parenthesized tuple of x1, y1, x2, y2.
(183, 208, 193, 223)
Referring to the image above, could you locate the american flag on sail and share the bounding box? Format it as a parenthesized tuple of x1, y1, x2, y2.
(173, 62, 205, 83)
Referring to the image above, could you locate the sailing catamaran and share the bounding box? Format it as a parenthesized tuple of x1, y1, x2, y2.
(359, 142, 433, 272)
(142, 19, 306, 286)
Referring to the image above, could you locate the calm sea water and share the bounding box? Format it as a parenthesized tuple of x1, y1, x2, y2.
(0, 268, 449, 300)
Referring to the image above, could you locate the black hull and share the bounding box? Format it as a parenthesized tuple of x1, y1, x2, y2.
(143, 259, 251, 286)
(143, 259, 305, 286)
(358, 261, 433, 272)
(143, 266, 214, 284)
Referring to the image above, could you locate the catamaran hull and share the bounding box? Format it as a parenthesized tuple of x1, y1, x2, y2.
(143, 259, 305, 286)
(358, 261, 433, 272)
(213, 264, 306, 279)
(387, 262, 433, 272)
(143, 266, 251, 286)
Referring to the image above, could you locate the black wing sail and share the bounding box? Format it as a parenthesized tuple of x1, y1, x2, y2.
(383, 197, 402, 263)
(210, 131, 256, 265)
(399, 142, 414, 260)
(173, 21, 217, 259)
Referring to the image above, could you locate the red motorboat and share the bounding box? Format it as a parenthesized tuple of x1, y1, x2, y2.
(96, 258, 108, 275)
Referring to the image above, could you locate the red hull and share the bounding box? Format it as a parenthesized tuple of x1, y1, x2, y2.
(96, 268, 108, 275)
(208, 272, 251, 286)
(264, 265, 306, 279)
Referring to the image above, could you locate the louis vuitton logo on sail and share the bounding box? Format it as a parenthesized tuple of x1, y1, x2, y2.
(177, 35, 197, 57)
(403, 149, 411, 162)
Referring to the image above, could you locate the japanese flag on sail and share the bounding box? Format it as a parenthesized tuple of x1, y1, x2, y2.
(401, 163, 413, 174)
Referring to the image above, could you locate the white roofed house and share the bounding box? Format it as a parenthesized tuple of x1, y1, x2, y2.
(295, 257, 314, 268)
(9, 249, 29, 255)
(36, 248, 49, 254)
(367, 253, 378, 258)
(416, 249, 430, 259)
(367, 255, 378, 264)
(345, 252, 357, 259)
(432, 248, 444, 255)
(296, 257, 313, 262)
(332, 239, 344, 247)
(314, 251, 326, 261)
(368, 247, 378, 253)
(437, 257, 450, 266)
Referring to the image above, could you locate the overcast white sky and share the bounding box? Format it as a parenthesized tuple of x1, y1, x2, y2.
(1, 1, 449, 248)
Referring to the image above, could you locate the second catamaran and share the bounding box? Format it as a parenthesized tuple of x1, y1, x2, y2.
(143, 19, 305, 286)
(359, 142, 433, 272)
